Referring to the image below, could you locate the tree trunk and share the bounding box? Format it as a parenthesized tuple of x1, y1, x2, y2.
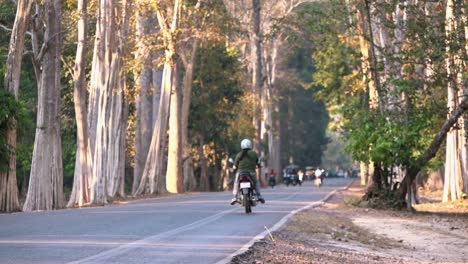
(1, 0, 33, 213)
(23, 0, 64, 211)
(133, 9, 155, 194)
(398, 96, 468, 200)
(459, 2, 468, 195)
(356, 3, 378, 188)
(180, 40, 199, 192)
(88, 0, 127, 205)
(443, 0, 466, 202)
(198, 135, 209, 191)
(135, 1, 181, 196)
(135, 58, 172, 195)
(166, 61, 183, 193)
(67, 0, 92, 208)
(364, 0, 383, 111)
(251, 0, 263, 154)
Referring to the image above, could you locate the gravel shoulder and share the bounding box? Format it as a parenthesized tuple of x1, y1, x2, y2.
(229, 179, 468, 264)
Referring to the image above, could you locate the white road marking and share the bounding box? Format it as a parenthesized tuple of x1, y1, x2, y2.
(68, 207, 238, 264)
(214, 181, 354, 264)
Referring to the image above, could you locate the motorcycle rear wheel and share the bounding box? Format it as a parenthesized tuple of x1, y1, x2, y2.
(243, 192, 252, 214)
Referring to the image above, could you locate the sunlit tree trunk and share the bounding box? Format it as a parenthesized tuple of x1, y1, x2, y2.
(459, 2, 468, 196)
(23, 0, 64, 211)
(68, 0, 92, 207)
(1, 0, 33, 213)
(262, 36, 281, 183)
(166, 61, 183, 193)
(88, 0, 128, 204)
(443, 0, 466, 202)
(133, 8, 156, 194)
(356, 2, 378, 187)
(135, 1, 180, 195)
(180, 41, 199, 191)
(135, 62, 171, 195)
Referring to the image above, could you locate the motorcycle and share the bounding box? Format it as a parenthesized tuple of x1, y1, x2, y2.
(283, 174, 292, 186)
(238, 171, 258, 214)
(268, 175, 276, 188)
(291, 173, 301, 186)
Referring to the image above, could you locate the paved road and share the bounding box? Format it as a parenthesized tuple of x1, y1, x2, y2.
(0, 178, 352, 264)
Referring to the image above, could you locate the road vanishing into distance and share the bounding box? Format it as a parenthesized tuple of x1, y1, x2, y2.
(0, 178, 352, 264)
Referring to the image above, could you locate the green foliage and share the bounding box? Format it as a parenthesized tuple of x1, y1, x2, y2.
(189, 42, 246, 180)
(321, 132, 352, 170)
(279, 47, 330, 167)
(295, 0, 449, 183)
(0, 89, 18, 171)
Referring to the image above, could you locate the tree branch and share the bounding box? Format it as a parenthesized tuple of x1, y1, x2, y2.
(61, 55, 74, 78)
(398, 96, 468, 198)
(0, 23, 13, 32)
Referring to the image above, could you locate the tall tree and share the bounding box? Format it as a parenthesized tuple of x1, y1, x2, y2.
(133, 2, 161, 194)
(1, 0, 33, 212)
(88, 0, 129, 204)
(135, 0, 179, 195)
(23, 0, 64, 211)
(443, 0, 467, 202)
(67, 0, 92, 207)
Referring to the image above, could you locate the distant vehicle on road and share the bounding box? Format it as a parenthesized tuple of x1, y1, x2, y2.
(283, 164, 300, 186)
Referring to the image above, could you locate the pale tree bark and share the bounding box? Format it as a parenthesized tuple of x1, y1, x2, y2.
(398, 96, 468, 200)
(1, 0, 33, 213)
(166, 60, 183, 193)
(135, 2, 180, 195)
(180, 42, 199, 191)
(177, 1, 203, 192)
(88, 0, 128, 204)
(133, 6, 156, 194)
(251, 0, 263, 155)
(443, 0, 466, 202)
(459, 2, 468, 195)
(67, 0, 92, 207)
(23, 0, 64, 211)
(135, 60, 172, 195)
(261, 37, 279, 184)
(356, 2, 379, 186)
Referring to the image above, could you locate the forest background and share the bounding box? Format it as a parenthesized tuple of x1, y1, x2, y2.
(0, 0, 467, 213)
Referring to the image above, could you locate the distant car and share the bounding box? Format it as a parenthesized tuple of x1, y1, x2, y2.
(337, 169, 345, 177)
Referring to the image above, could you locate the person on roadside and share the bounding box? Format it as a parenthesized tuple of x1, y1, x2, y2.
(230, 139, 265, 205)
(298, 169, 304, 182)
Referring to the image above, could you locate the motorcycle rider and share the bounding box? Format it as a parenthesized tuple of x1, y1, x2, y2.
(268, 169, 277, 186)
(230, 139, 265, 205)
(315, 167, 324, 185)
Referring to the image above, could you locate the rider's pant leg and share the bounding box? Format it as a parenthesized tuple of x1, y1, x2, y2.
(254, 179, 262, 196)
(232, 172, 239, 197)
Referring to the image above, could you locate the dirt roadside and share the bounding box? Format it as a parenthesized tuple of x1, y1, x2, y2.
(229, 179, 468, 264)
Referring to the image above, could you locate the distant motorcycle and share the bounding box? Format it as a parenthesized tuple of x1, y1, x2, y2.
(268, 175, 276, 188)
(291, 174, 301, 186)
(237, 171, 258, 214)
(283, 174, 292, 186)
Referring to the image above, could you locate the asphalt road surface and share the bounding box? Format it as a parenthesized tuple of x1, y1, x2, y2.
(0, 178, 352, 264)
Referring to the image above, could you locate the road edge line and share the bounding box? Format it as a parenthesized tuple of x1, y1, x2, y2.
(214, 179, 355, 264)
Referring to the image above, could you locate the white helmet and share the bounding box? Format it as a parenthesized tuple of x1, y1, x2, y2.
(240, 139, 252, 150)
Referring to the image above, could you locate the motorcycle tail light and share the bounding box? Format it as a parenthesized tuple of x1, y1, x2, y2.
(241, 175, 249, 181)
